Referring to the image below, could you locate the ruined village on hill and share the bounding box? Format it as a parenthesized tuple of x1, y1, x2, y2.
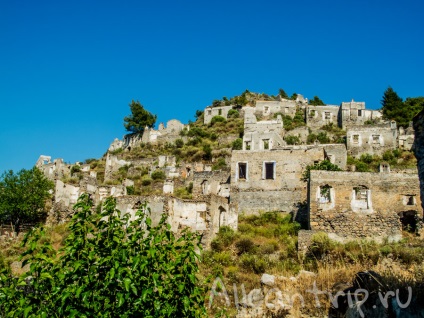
(36, 93, 424, 249)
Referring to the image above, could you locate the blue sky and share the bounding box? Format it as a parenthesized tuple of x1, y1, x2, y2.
(0, 0, 423, 172)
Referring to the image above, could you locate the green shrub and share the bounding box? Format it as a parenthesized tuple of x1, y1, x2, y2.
(227, 109, 239, 118)
(141, 175, 152, 186)
(235, 238, 255, 255)
(239, 254, 267, 274)
(212, 158, 226, 170)
(355, 161, 369, 172)
(70, 165, 81, 175)
(360, 153, 373, 164)
(232, 138, 243, 150)
(175, 139, 184, 148)
(126, 185, 135, 195)
(210, 116, 226, 125)
(284, 135, 301, 145)
(151, 169, 165, 181)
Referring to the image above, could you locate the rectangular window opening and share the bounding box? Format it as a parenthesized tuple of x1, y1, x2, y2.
(265, 162, 274, 180)
(238, 163, 247, 180)
(325, 112, 331, 119)
(263, 139, 270, 150)
(353, 135, 359, 143)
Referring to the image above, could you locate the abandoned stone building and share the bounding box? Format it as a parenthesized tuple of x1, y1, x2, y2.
(306, 105, 340, 129)
(308, 170, 422, 243)
(34, 93, 423, 247)
(230, 144, 346, 215)
(340, 100, 382, 129)
(242, 107, 285, 151)
(346, 122, 398, 157)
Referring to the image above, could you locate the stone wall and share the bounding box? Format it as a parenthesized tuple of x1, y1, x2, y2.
(230, 145, 347, 214)
(192, 170, 230, 197)
(309, 170, 422, 242)
(346, 123, 397, 157)
(254, 100, 298, 117)
(306, 105, 340, 129)
(203, 105, 234, 124)
(340, 101, 382, 129)
(413, 110, 424, 213)
(243, 108, 285, 150)
(36, 156, 71, 180)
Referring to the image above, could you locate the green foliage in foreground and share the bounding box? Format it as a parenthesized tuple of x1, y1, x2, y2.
(0, 195, 206, 317)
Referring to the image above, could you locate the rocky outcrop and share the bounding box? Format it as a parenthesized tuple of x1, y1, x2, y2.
(413, 110, 424, 214)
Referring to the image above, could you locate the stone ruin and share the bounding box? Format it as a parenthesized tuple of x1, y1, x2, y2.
(32, 95, 423, 247)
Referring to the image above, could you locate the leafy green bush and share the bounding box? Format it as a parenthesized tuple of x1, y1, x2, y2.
(284, 135, 301, 145)
(235, 238, 255, 255)
(126, 185, 135, 195)
(175, 138, 184, 148)
(70, 165, 81, 175)
(210, 116, 226, 125)
(141, 175, 152, 186)
(151, 169, 166, 181)
(212, 158, 226, 171)
(232, 138, 243, 150)
(0, 195, 206, 317)
(302, 160, 341, 181)
(227, 109, 239, 118)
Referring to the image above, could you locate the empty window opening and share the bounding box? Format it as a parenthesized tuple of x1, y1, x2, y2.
(309, 110, 316, 117)
(405, 195, 416, 206)
(238, 163, 247, 179)
(325, 112, 331, 119)
(218, 109, 222, 116)
(245, 141, 251, 150)
(319, 185, 332, 203)
(208, 110, 212, 115)
(219, 206, 226, 228)
(132, 201, 142, 210)
(353, 135, 359, 144)
(358, 110, 362, 116)
(399, 211, 418, 233)
(264, 106, 270, 114)
(372, 135, 380, 144)
(263, 139, 270, 150)
(198, 211, 206, 221)
(354, 186, 368, 202)
(264, 162, 275, 180)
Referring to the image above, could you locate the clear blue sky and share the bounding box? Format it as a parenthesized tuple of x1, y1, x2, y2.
(1, 0, 423, 173)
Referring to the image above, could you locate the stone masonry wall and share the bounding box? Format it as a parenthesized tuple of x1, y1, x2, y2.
(309, 170, 422, 242)
(346, 124, 397, 157)
(306, 105, 340, 129)
(230, 145, 346, 214)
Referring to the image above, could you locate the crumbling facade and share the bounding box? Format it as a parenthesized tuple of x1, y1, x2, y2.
(306, 105, 340, 128)
(346, 122, 398, 157)
(230, 144, 347, 215)
(242, 107, 285, 150)
(308, 170, 422, 242)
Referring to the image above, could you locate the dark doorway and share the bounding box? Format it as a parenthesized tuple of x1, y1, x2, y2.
(399, 211, 418, 233)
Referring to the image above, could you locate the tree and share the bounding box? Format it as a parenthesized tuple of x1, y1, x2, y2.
(0, 195, 207, 317)
(381, 87, 424, 128)
(123, 100, 157, 133)
(279, 88, 289, 99)
(0, 167, 54, 233)
(309, 96, 325, 106)
(381, 86, 404, 121)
